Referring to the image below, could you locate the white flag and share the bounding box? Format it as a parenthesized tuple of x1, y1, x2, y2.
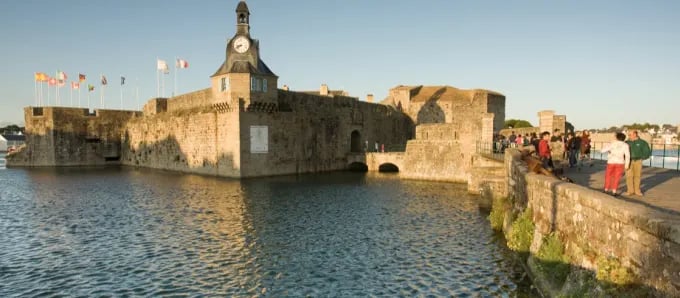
(157, 59, 168, 72)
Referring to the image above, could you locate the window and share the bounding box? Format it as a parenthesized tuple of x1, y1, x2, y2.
(251, 77, 257, 91)
(262, 79, 268, 92)
(221, 77, 228, 92)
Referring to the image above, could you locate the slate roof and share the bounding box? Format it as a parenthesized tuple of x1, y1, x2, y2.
(2, 134, 25, 141)
(236, 1, 249, 13)
(212, 59, 277, 77)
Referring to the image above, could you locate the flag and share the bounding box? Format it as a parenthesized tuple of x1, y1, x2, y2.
(121, 76, 125, 85)
(57, 79, 65, 87)
(71, 82, 80, 89)
(79, 74, 86, 82)
(34, 72, 48, 82)
(48, 77, 57, 86)
(101, 75, 107, 85)
(176, 58, 189, 69)
(57, 71, 67, 81)
(157, 59, 169, 74)
(88, 84, 94, 92)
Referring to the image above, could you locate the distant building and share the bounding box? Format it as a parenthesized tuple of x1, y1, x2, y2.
(0, 135, 7, 152)
(2, 133, 26, 151)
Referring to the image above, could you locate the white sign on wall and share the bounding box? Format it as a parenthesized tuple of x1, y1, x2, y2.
(250, 125, 269, 154)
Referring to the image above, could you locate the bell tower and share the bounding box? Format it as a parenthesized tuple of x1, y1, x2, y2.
(211, 0, 278, 107)
(236, 0, 250, 35)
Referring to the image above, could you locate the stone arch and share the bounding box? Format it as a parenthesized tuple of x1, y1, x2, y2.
(348, 162, 368, 172)
(350, 130, 362, 153)
(378, 163, 399, 172)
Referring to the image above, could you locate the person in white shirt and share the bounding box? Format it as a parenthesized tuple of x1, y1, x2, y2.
(601, 132, 630, 196)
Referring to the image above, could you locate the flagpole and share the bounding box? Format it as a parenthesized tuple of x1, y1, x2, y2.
(156, 57, 160, 98)
(70, 85, 73, 107)
(87, 89, 90, 110)
(120, 76, 123, 110)
(135, 77, 139, 110)
(78, 86, 81, 108)
(34, 76, 38, 107)
(174, 57, 177, 97)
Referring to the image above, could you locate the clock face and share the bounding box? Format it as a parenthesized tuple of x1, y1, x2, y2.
(233, 36, 250, 53)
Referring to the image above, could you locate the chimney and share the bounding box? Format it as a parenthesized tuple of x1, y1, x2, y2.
(320, 84, 329, 96)
(282, 85, 289, 91)
(366, 94, 374, 103)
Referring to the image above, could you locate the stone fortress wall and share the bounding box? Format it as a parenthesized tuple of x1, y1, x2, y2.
(381, 85, 506, 183)
(9, 107, 141, 166)
(505, 149, 679, 296)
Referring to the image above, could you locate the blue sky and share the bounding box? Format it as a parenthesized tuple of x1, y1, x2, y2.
(1, 0, 679, 129)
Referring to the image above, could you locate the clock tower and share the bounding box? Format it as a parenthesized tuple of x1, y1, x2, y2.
(211, 0, 278, 107)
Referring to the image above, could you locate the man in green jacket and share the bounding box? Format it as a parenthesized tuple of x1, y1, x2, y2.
(625, 130, 651, 196)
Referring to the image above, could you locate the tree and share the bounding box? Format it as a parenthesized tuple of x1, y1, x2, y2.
(504, 119, 533, 129)
(0, 125, 24, 135)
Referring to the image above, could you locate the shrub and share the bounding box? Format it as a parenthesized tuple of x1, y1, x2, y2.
(507, 208, 534, 252)
(536, 233, 571, 285)
(488, 196, 507, 231)
(596, 256, 635, 286)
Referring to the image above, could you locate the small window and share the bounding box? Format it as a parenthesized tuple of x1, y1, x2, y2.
(221, 77, 228, 92)
(251, 77, 257, 91)
(262, 79, 268, 92)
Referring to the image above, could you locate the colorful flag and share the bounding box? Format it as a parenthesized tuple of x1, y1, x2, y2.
(79, 74, 86, 82)
(57, 79, 65, 87)
(34, 72, 48, 82)
(57, 71, 67, 81)
(121, 76, 125, 85)
(101, 75, 107, 85)
(71, 82, 80, 89)
(176, 58, 189, 69)
(48, 77, 57, 86)
(88, 84, 94, 92)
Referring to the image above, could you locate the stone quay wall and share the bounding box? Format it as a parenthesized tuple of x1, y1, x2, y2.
(7, 107, 142, 166)
(121, 89, 414, 178)
(500, 149, 680, 296)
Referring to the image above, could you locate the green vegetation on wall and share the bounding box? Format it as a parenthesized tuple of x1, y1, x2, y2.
(536, 233, 570, 286)
(596, 256, 635, 286)
(507, 208, 534, 252)
(488, 196, 507, 231)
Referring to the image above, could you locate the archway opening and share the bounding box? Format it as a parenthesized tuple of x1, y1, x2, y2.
(378, 163, 399, 172)
(350, 130, 362, 153)
(348, 162, 368, 172)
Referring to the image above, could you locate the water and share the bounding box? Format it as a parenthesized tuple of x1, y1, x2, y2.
(0, 167, 533, 297)
(591, 148, 680, 170)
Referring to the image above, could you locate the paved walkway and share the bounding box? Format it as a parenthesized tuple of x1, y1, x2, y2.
(561, 159, 680, 215)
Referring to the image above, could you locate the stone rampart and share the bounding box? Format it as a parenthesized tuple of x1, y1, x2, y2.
(7, 107, 141, 166)
(502, 149, 680, 296)
(166, 88, 213, 112)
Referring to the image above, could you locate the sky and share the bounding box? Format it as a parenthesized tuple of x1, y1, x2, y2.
(1, 0, 679, 129)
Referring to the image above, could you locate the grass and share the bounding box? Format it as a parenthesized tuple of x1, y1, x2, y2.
(507, 208, 534, 253)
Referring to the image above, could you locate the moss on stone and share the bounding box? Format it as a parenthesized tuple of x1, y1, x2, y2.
(596, 256, 635, 286)
(488, 196, 507, 231)
(536, 233, 571, 287)
(507, 208, 534, 252)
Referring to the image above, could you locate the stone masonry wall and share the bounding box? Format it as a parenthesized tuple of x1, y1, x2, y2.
(7, 107, 141, 166)
(121, 108, 241, 177)
(166, 88, 213, 112)
(238, 90, 413, 177)
(504, 149, 680, 296)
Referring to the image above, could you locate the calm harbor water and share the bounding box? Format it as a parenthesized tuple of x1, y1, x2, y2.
(0, 166, 533, 297)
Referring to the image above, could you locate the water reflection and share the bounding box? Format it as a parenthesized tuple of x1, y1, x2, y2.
(0, 168, 532, 296)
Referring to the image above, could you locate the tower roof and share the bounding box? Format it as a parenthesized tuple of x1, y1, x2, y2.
(236, 1, 249, 13)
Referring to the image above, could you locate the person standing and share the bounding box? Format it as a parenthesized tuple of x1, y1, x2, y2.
(508, 131, 517, 145)
(580, 131, 591, 163)
(567, 132, 581, 168)
(601, 132, 630, 196)
(625, 130, 651, 196)
(538, 131, 553, 170)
